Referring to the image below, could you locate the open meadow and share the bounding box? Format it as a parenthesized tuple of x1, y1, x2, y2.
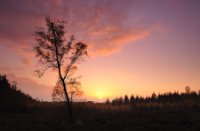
(1, 101, 200, 131)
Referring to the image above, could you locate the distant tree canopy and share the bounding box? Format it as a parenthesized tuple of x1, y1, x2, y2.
(110, 89, 200, 106)
(185, 86, 191, 94)
(124, 94, 129, 104)
(0, 74, 36, 112)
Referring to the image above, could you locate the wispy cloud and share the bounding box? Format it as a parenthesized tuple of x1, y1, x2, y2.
(0, 0, 165, 59)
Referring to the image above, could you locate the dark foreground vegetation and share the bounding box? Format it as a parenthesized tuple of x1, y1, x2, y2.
(1, 74, 200, 131)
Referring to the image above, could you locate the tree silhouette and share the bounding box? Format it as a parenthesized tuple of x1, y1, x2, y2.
(185, 86, 191, 94)
(130, 95, 135, 104)
(34, 17, 87, 118)
(105, 98, 111, 105)
(124, 95, 129, 105)
(52, 79, 83, 104)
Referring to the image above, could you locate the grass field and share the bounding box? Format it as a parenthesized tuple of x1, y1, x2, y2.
(1, 102, 200, 131)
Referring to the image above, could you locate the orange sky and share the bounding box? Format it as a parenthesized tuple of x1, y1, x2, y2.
(0, 0, 200, 101)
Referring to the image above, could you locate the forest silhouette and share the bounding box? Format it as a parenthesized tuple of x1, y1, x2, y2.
(1, 74, 200, 131)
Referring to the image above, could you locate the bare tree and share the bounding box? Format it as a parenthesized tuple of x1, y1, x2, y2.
(52, 81, 66, 102)
(34, 17, 87, 118)
(52, 79, 84, 104)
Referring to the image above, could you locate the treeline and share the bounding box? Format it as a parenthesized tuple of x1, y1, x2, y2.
(0, 74, 37, 112)
(107, 89, 200, 106)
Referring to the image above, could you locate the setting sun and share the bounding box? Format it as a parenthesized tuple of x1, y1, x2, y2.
(94, 87, 108, 100)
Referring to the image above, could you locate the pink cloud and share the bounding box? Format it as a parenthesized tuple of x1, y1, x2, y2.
(21, 58, 32, 66)
(0, 67, 11, 72)
(0, 0, 166, 61)
(88, 29, 150, 56)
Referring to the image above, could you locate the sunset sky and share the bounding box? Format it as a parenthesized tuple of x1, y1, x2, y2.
(0, 0, 200, 101)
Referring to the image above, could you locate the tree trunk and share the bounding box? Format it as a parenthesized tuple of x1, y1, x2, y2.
(52, 29, 74, 120)
(61, 78, 73, 118)
(53, 32, 73, 119)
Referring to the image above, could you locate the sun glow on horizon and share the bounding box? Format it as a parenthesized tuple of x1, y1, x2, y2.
(89, 83, 113, 100)
(95, 89, 106, 99)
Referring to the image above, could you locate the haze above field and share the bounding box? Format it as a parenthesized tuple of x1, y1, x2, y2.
(0, 0, 200, 101)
